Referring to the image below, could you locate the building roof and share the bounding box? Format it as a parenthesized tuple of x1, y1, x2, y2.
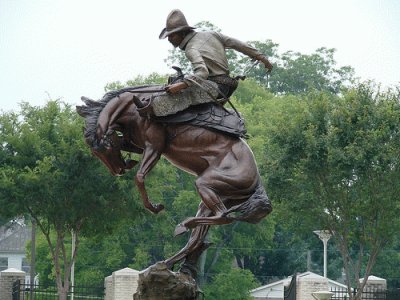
(0, 268, 25, 274)
(0, 221, 31, 253)
(359, 275, 386, 283)
(250, 271, 348, 297)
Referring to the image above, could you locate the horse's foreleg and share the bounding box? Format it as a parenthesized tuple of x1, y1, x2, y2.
(135, 146, 164, 214)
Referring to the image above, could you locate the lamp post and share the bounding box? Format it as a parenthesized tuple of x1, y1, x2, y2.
(313, 230, 332, 278)
(71, 230, 76, 300)
(312, 291, 334, 300)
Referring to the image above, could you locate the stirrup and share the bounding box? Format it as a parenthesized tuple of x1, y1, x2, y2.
(132, 96, 154, 117)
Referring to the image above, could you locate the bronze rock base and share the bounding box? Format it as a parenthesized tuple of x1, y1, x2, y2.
(133, 262, 201, 300)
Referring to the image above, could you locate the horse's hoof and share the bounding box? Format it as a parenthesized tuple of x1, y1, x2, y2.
(154, 203, 165, 213)
(174, 223, 189, 236)
(163, 259, 174, 270)
(149, 203, 164, 214)
(125, 159, 138, 170)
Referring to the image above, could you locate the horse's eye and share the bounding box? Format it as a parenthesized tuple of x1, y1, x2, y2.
(102, 139, 111, 148)
(92, 139, 107, 152)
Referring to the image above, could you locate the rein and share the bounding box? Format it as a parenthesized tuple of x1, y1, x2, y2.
(126, 88, 166, 93)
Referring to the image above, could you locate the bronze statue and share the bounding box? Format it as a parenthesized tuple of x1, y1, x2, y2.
(135, 9, 273, 117)
(77, 10, 273, 297)
(76, 87, 272, 275)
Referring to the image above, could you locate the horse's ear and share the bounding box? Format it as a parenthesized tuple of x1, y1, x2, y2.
(77, 96, 102, 117)
(81, 96, 99, 107)
(76, 105, 87, 117)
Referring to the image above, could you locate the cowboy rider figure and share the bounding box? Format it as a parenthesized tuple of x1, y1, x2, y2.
(135, 9, 273, 117)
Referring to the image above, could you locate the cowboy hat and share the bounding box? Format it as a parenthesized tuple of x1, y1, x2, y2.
(159, 9, 195, 39)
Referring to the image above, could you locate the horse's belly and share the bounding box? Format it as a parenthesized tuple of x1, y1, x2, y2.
(213, 141, 259, 192)
(163, 151, 209, 176)
(164, 137, 259, 191)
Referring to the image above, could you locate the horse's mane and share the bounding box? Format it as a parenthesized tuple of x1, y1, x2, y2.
(77, 85, 160, 145)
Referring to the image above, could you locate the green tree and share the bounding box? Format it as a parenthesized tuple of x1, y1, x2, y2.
(372, 236, 400, 288)
(266, 47, 355, 94)
(104, 73, 167, 92)
(203, 267, 259, 300)
(0, 101, 139, 299)
(265, 84, 400, 299)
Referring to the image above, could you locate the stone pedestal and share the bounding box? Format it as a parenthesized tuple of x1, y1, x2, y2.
(0, 268, 26, 300)
(133, 262, 199, 300)
(112, 268, 139, 300)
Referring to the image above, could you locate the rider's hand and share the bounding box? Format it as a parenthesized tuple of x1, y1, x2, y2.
(257, 55, 273, 73)
(165, 82, 188, 94)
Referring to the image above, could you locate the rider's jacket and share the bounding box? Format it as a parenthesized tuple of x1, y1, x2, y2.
(179, 31, 264, 86)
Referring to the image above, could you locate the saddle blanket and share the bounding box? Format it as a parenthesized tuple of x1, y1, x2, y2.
(151, 81, 220, 116)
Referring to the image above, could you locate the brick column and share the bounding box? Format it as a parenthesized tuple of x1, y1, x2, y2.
(360, 276, 387, 300)
(0, 268, 26, 300)
(104, 275, 112, 300)
(297, 275, 329, 300)
(104, 267, 139, 300)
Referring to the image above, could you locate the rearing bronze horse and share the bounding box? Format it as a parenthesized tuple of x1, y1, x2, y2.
(76, 85, 272, 271)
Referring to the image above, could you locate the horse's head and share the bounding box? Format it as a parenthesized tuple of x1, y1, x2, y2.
(90, 130, 127, 176)
(77, 96, 137, 176)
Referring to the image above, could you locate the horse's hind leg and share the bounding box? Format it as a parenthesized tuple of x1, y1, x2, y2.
(195, 174, 228, 216)
(177, 214, 234, 232)
(173, 171, 235, 232)
(165, 204, 211, 271)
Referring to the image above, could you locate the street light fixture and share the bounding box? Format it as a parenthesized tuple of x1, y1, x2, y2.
(313, 230, 332, 278)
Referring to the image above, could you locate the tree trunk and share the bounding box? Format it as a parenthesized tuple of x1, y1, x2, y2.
(58, 288, 68, 300)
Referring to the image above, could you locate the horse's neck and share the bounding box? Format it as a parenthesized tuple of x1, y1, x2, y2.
(117, 101, 148, 147)
(102, 91, 162, 149)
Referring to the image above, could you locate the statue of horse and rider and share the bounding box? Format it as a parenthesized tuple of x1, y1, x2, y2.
(76, 9, 273, 277)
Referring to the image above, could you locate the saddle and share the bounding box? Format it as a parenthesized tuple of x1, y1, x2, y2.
(152, 102, 247, 138)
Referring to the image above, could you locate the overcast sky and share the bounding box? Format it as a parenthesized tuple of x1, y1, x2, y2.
(1, 0, 399, 112)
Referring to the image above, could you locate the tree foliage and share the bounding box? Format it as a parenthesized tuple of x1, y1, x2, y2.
(203, 267, 259, 300)
(0, 101, 139, 298)
(266, 47, 355, 94)
(265, 84, 400, 299)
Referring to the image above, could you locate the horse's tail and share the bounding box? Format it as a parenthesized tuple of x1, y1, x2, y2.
(224, 179, 272, 224)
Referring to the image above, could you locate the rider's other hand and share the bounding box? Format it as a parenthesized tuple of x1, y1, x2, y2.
(264, 60, 273, 73)
(165, 82, 188, 94)
(258, 55, 273, 73)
